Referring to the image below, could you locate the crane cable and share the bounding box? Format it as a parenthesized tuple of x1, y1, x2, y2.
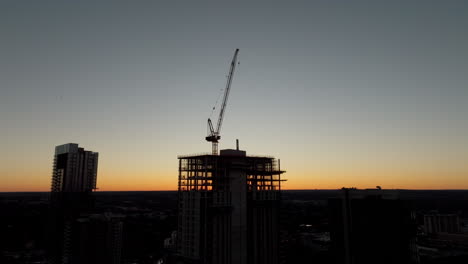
(208, 52, 240, 128)
(208, 85, 224, 137)
(210, 58, 240, 119)
(209, 87, 224, 119)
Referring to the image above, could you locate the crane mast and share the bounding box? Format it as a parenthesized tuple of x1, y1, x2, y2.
(206, 49, 239, 155)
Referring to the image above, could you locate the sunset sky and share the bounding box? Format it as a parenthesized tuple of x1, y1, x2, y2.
(1, 1, 468, 191)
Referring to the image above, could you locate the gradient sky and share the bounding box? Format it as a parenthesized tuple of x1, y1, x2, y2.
(1, 0, 468, 191)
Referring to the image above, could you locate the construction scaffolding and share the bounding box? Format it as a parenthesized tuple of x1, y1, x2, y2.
(178, 154, 284, 193)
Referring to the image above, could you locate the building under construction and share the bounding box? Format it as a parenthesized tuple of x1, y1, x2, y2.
(176, 147, 285, 264)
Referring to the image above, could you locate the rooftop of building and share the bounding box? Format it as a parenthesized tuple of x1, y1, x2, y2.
(178, 149, 275, 159)
(55, 143, 98, 155)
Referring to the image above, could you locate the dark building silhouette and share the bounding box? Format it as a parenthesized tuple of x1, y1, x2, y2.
(329, 188, 419, 264)
(50, 143, 98, 216)
(74, 214, 123, 264)
(48, 143, 122, 264)
(51, 143, 98, 193)
(176, 148, 285, 264)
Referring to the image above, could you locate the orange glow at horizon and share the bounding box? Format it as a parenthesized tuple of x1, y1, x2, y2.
(2, 168, 468, 192)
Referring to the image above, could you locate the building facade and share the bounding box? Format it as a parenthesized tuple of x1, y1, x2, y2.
(48, 143, 122, 264)
(329, 188, 419, 264)
(176, 148, 285, 264)
(51, 143, 98, 193)
(74, 214, 123, 264)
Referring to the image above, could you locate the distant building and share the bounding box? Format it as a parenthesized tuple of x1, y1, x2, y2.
(48, 143, 122, 264)
(51, 143, 98, 193)
(176, 148, 285, 264)
(329, 188, 419, 264)
(424, 214, 460, 234)
(49, 143, 99, 215)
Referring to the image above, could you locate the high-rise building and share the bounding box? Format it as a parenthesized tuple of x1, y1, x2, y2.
(329, 188, 419, 264)
(176, 148, 285, 264)
(48, 143, 121, 264)
(49, 144, 99, 264)
(51, 143, 98, 193)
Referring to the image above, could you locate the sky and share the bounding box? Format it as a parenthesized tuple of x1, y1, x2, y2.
(1, 0, 468, 191)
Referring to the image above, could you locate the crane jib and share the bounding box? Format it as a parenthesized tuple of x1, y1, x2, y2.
(205, 49, 239, 155)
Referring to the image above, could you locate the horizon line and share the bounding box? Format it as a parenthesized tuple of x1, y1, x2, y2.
(2, 188, 468, 193)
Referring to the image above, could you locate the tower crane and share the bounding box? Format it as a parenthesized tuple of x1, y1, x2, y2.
(206, 49, 239, 155)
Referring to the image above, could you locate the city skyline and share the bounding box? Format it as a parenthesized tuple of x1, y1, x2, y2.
(2, 1, 468, 191)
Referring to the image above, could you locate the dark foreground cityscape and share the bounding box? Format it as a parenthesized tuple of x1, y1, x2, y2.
(1, 143, 468, 264)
